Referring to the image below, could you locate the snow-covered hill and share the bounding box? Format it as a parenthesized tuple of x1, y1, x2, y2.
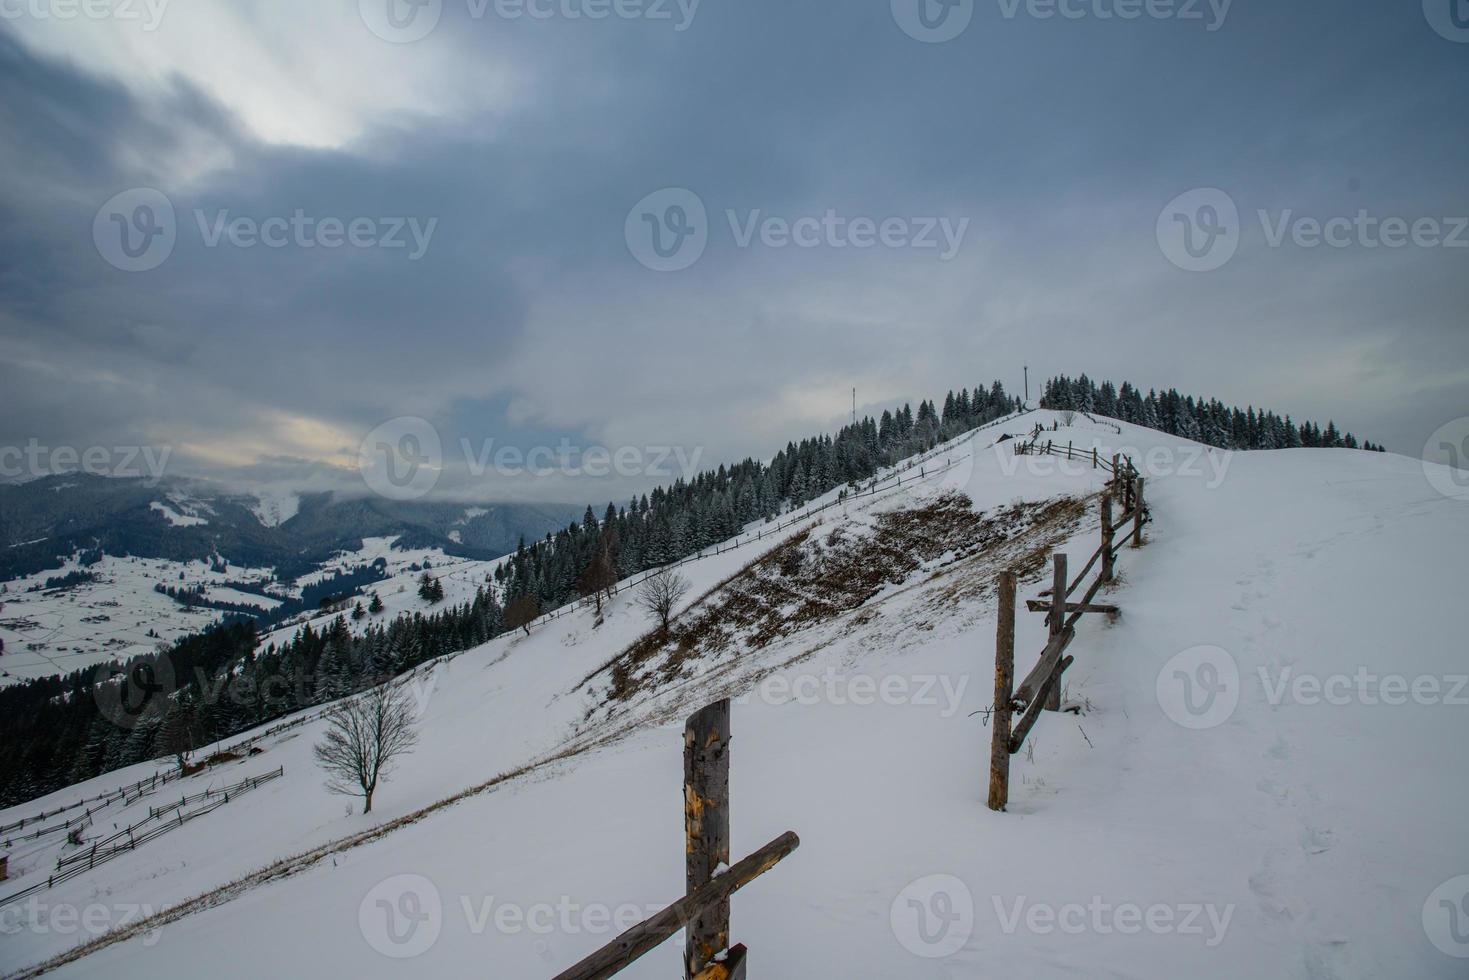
(0, 539, 500, 687)
(2, 411, 1465, 979)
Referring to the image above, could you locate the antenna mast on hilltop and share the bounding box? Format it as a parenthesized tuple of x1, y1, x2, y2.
(1024, 366, 1029, 405)
(852, 388, 857, 425)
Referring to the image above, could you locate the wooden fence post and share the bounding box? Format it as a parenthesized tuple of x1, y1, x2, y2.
(1046, 553, 1067, 711)
(684, 700, 731, 979)
(1131, 477, 1145, 548)
(988, 571, 1016, 812)
(1100, 495, 1115, 584)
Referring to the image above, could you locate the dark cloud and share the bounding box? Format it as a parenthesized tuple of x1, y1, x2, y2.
(0, 0, 1466, 496)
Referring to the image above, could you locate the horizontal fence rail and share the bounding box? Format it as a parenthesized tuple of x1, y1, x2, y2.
(989, 448, 1151, 811)
(0, 768, 283, 911)
(552, 700, 799, 980)
(0, 768, 183, 840)
(54, 768, 284, 871)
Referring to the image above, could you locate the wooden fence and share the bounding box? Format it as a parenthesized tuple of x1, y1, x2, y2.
(471, 411, 1028, 641)
(988, 446, 1149, 811)
(0, 768, 184, 842)
(0, 767, 284, 911)
(553, 700, 799, 980)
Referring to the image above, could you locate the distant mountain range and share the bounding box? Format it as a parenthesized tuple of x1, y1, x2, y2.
(0, 473, 581, 581)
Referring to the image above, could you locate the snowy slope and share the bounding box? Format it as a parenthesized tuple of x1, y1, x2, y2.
(0, 554, 277, 685)
(3, 411, 1466, 979)
(0, 539, 499, 688)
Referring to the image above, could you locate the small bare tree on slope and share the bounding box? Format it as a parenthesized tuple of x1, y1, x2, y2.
(636, 567, 690, 635)
(314, 682, 420, 814)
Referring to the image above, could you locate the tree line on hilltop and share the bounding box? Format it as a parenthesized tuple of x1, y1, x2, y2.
(0, 381, 1021, 805)
(1039, 374, 1385, 452)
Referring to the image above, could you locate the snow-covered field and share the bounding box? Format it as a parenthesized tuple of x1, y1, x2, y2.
(257, 538, 502, 649)
(2, 411, 1466, 979)
(0, 555, 276, 686)
(0, 539, 499, 687)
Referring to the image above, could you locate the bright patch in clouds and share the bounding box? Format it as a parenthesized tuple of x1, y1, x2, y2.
(5, 2, 514, 148)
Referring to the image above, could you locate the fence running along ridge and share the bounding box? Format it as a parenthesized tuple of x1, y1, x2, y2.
(553, 700, 798, 980)
(988, 445, 1150, 811)
(191, 417, 1030, 765)
(421, 409, 1031, 660)
(191, 413, 1034, 758)
(0, 767, 284, 911)
(7, 414, 1029, 852)
(0, 768, 181, 839)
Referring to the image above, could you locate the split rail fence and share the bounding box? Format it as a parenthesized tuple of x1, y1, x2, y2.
(553, 700, 799, 980)
(988, 445, 1150, 811)
(0, 767, 283, 911)
(0, 768, 184, 843)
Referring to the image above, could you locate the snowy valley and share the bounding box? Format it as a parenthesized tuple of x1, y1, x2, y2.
(2, 411, 1465, 979)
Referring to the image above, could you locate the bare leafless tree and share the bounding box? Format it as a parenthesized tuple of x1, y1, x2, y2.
(313, 682, 420, 814)
(636, 567, 690, 634)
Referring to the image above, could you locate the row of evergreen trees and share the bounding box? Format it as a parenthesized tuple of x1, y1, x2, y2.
(0, 382, 1022, 805)
(490, 383, 1022, 612)
(1039, 375, 1385, 452)
(9, 373, 1380, 805)
(0, 588, 512, 805)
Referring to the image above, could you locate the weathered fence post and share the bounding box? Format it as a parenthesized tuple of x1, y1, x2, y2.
(1131, 477, 1146, 548)
(1046, 553, 1067, 711)
(684, 699, 731, 979)
(1100, 495, 1115, 584)
(989, 571, 1016, 812)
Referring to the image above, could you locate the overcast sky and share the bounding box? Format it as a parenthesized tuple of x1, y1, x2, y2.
(1, 0, 1465, 502)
